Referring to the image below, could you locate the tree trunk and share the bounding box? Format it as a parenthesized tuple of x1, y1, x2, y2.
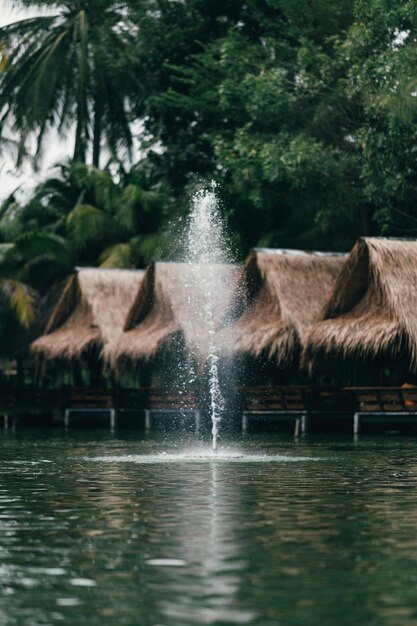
(92, 101, 102, 168)
(74, 120, 86, 163)
(74, 9, 88, 163)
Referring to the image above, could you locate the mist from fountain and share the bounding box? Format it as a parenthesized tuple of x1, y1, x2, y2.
(181, 186, 235, 451)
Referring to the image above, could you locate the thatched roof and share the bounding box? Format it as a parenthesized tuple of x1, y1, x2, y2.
(303, 238, 417, 370)
(31, 268, 144, 361)
(107, 261, 240, 367)
(221, 248, 345, 365)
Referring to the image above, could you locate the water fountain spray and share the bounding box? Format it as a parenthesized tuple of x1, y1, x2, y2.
(183, 185, 234, 451)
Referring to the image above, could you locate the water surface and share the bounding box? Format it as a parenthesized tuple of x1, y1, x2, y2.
(0, 430, 417, 625)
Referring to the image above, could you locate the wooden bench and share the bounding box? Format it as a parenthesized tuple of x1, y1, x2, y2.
(345, 387, 417, 433)
(63, 388, 116, 429)
(240, 386, 310, 436)
(143, 388, 200, 431)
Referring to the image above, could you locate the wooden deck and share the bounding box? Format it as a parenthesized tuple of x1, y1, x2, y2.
(0, 385, 416, 433)
(0, 387, 200, 429)
(344, 387, 417, 433)
(64, 388, 116, 428)
(240, 386, 310, 436)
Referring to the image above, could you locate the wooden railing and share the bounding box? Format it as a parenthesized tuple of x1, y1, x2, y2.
(0, 387, 198, 414)
(239, 386, 311, 435)
(65, 388, 114, 410)
(113, 388, 198, 412)
(0, 386, 416, 430)
(241, 386, 310, 413)
(344, 387, 417, 413)
(0, 385, 354, 416)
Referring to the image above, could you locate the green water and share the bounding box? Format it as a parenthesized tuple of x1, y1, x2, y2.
(0, 430, 417, 625)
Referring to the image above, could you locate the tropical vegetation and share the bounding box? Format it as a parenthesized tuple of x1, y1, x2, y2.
(0, 0, 416, 339)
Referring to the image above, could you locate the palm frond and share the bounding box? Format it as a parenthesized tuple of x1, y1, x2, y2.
(131, 233, 173, 263)
(15, 231, 71, 262)
(67, 203, 114, 248)
(0, 279, 37, 329)
(99, 242, 134, 268)
(0, 244, 15, 264)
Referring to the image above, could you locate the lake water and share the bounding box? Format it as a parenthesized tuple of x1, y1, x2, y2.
(0, 429, 417, 626)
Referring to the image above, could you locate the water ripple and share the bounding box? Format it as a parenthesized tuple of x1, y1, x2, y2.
(83, 451, 325, 464)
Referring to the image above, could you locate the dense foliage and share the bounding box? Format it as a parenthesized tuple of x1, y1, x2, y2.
(0, 0, 417, 329)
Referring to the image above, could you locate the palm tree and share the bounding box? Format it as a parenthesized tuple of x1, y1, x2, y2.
(0, 169, 75, 327)
(65, 161, 171, 267)
(0, 159, 172, 327)
(0, 0, 137, 167)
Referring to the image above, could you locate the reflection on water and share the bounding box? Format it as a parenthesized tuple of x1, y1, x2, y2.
(0, 431, 416, 625)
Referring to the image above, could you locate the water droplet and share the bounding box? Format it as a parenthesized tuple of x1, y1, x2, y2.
(57, 598, 82, 607)
(146, 559, 186, 567)
(69, 578, 96, 587)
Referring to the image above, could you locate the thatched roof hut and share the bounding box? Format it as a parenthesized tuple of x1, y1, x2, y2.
(222, 248, 345, 366)
(31, 268, 144, 362)
(107, 261, 240, 369)
(303, 238, 417, 372)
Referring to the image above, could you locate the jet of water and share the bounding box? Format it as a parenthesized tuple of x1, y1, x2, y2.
(182, 185, 234, 451)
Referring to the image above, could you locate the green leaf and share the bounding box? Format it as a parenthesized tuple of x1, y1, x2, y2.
(0, 280, 37, 329)
(67, 203, 114, 249)
(15, 231, 70, 261)
(99, 242, 134, 268)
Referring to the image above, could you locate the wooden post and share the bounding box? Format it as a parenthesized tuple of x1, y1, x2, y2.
(353, 413, 361, 435)
(294, 417, 300, 438)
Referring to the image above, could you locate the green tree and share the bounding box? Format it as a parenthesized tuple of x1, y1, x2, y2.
(0, 160, 170, 272)
(0, 160, 171, 327)
(65, 162, 171, 267)
(137, 1, 362, 251)
(344, 0, 417, 236)
(0, 187, 73, 326)
(0, 0, 137, 167)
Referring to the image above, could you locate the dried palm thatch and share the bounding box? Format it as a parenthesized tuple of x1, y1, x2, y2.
(107, 261, 240, 369)
(31, 268, 144, 361)
(303, 238, 417, 371)
(221, 248, 345, 366)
